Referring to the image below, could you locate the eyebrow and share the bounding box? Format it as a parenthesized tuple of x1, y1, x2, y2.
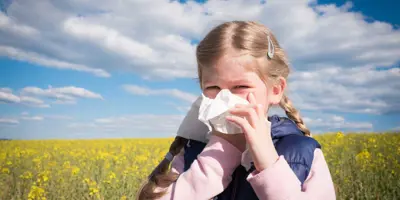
(229, 79, 252, 84)
(203, 78, 252, 85)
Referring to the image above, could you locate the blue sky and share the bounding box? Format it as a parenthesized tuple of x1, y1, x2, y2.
(0, 0, 399, 139)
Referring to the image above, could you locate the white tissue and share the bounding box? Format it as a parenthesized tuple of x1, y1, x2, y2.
(198, 89, 249, 134)
(198, 89, 254, 171)
(176, 96, 211, 142)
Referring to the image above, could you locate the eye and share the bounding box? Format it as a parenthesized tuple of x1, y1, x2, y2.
(206, 86, 220, 90)
(234, 85, 249, 89)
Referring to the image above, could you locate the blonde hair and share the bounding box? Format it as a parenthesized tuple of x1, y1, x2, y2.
(197, 21, 311, 136)
(137, 20, 310, 200)
(137, 136, 187, 200)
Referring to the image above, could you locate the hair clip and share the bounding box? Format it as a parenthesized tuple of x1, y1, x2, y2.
(267, 35, 274, 59)
(165, 152, 174, 162)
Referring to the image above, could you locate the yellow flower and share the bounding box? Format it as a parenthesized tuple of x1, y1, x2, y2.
(62, 161, 71, 169)
(356, 149, 371, 161)
(71, 166, 80, 176)
(335, 132, 344, 139)
(108, 172, 116, 179)
(37, 171, 49, 183)
(89, 187, 99, 196)
(28, 185, 46, 200)
(48, 161, 57, 167)
(1, 168, 10, 174)
(20, 171, 33, 179)
(33, 157, 41, 163)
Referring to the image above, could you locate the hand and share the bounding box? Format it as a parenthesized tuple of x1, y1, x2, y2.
(226, 93, 279, 171)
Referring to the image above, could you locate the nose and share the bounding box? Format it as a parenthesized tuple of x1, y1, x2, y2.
(215, 89, 248, 100)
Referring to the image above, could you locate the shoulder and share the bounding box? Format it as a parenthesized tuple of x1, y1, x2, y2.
(275, 134, 321, 154)
(274, 134, 322, 184)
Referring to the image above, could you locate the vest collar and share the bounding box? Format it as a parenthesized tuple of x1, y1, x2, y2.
(269, 115, 304, 143)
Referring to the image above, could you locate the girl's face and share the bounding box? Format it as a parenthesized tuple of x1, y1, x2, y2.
(201, 53, 284, 113)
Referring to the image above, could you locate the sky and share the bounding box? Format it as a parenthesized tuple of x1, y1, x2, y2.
(0, 0, 399, 140)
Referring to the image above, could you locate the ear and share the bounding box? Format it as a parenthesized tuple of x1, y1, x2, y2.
(268, 77, 286, 105)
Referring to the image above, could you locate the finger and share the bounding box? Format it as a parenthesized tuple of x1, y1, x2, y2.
(226, 115, 254, 138)
(255, 104, 264, 119)
(229, 107, 258, 128)
(246, 92, 265, 119)
(234, 103, 249, 108)
(247, 92, 257, 105)
(234, 103, 257, 109)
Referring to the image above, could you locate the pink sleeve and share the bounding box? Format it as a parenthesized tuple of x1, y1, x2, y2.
(246, 148, 336, 200)
(170, 153, 184, 174)
(156, 135, 242, 200)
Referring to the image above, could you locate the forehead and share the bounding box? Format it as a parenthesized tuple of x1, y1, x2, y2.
(201, 54, 260, 83)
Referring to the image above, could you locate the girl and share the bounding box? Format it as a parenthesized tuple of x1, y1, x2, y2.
(137, 21, 336, 200)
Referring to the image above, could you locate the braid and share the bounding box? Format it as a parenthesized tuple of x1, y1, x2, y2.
(137, 136, 188, 200)
(279, 94, 311, 137)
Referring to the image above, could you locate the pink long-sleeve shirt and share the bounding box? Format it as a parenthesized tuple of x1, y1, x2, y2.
(155, 135, 336, 200)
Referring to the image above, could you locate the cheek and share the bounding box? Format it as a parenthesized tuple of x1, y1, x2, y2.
(232, 90, 248, 99)
(254, 88, 269, 112)
(235, 89, 268, 108)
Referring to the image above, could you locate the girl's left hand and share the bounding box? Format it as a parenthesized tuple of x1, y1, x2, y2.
(226, 92, 279, 172)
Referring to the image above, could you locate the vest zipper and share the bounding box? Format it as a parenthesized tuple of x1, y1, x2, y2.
(230, 169, 239, 200)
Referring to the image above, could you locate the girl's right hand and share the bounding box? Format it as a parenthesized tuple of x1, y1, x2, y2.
(211, 131, 246, 152)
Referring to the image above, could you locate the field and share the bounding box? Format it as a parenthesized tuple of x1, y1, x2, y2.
(0, 132, 399, 200)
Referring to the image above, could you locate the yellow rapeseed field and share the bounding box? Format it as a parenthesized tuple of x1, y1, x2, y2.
(0, 132, 399, 200)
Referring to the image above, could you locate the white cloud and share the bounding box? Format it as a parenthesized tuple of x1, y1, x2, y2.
(21, 87, 74, 101)
(0, 12, 38, 36)
(53, 99, 77, 105)
(20, 96, 51, 108)
(0, 86, 102, 108)
(0, 118, 19, 124)
(68, 122, 97, 129)
(303, 115, 373, 133)
(0, 87, 13, 93)
(332, 115, 345, 123)
(69, 114, 185, 136)
(0, 87, 50, 107)
(0, 0, 399, 120)
(67, 113, 374, 137)
(44, 115, 73, 120)
(63, 17, 197, 79)
(21, 116, 44, 121)
(123, 85, 197, 103)
(0, 45, 110, 77)
(21, 86, 103, 101)
(289, 66, 400, 114)
(1, 113, 45, 124)
(0, 113, 71, 130)
(0, 88, 20, 103)
(2, 1, 399, 78)
(50, 86, 103, 99)
(63, 17, 154, 60)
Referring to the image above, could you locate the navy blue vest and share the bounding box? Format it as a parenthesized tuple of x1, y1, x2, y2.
(183, 115, 321, 200)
